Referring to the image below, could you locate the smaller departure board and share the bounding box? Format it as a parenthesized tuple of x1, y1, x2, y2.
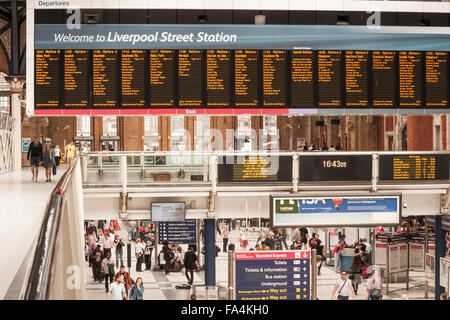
(318, 50, 342, 107)
(372, 51, 396, 107)
(426, 52, 448, 107)
(345, 51, 368, 107)
(234, 50, 259, 107)
(35, 49, 61, 107)
(263, 50, 287, 107)
(92, 50, 118, 108)
(150, 50, 175, 107)
(291, 50, 314, 107)
(399, 51, 422, 107)
(379, 154, 449, 181)
(206, 50, 231, 107)
(218, 156, 292, 183)
(178, 50, 203, 107)
(299, 155, 373, 181)
(121, 50, 146, 107)
(64, 50, 89, 108)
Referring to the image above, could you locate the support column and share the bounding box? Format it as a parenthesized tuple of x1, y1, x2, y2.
(204, 218, 216, 286)
(5, 76, 25, 171)
(434, 215, 446, 299)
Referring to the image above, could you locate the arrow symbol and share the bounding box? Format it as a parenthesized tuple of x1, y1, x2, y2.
(303, 261, 307, 264)
(303, 252, 307, 258)
(303, 267, 307, 271)
(303, 281, 307, 285)
(304, 274, 308, 278)
(303, 288, 307, 292)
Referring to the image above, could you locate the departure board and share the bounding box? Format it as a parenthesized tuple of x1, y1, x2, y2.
(178, 50, 203, 106)
(379, 154, 449, 180)
(150, 50, 175, 107)
(345, 51, 368, 107)
(426, 52, 448, 107)
(92, 50, 118, 107)
(234, 50, 259, 107)
(399, 51, 422, 107)
(64, 50, 89, 108)
(291, 50, 314, 107)
(35, 49, 61, 107)
(121, 50, 145, 107)
(299, 155, 372, 181)
(263, 50, 287, 107)
(218, 156, 292, 183)
(318, 51, 342, 107)
(373, 51, 396, 107)
(206, 50, 231, 107)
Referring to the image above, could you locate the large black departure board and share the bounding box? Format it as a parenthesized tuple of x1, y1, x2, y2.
(379, 154, 449, 181)
(178, 50, 203, 107)
(206, 50, 231, 107)
(121, 50, 146, 107)
(299, 155, 373, 181)
(318, 50, 342, 107)
(218, 156, 292, 183)
(373, 51, 396, 107)
(399, 51, 422, 107)
(64, 50, 89, 108)
(291, 50, 314, 107)
(34, 49, 450, 111)
(35, 49, 61, 107)
(92, 50, 118, 107)
(234, 50, 259, 107)
(426, 52, 448, 107)
(345, 51, 368, 107)
(263, 50, 287, 107)
(150, 50, 175, 107)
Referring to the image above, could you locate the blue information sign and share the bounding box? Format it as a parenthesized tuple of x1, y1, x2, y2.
(158, 219, 197, 244)
(235, 251, 311, 301)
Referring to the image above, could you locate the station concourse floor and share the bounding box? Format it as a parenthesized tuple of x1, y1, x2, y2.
(85, 225, 434, 301)
(0, 167, 64, 300)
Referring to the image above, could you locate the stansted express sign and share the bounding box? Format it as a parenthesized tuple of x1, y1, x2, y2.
(272, 195, 400, 227)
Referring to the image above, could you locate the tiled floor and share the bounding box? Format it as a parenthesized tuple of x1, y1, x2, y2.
(0, 167, 65, 299)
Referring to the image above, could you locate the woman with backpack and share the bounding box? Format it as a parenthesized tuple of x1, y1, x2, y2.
(366, 267, 383, 300)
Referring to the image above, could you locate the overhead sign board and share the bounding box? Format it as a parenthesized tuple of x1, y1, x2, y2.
(235, 250, 311, 301)
(158, 219, 196, 245)
(151, 202, 186, 222)
(271, 195, 401, 227)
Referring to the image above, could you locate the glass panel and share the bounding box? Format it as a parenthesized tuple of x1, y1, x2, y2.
(144, 115, 158, 136)
(76, 115, 91, 136)
(103, 116, 117, 136)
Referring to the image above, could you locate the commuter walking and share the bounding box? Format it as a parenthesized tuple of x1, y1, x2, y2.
(135, 238, 145, 272)
(90, 245, 104, 282)
(350, 243, 363, 295)
(144, 233, 155, 270)
(54, 145, 61, 170)
(102, 252, 115, 292)
(331, 271, 355, 300)
(113, 234, 124, 268)
(102, 233, 114, 257)
(222, 225, 229, 252)
(310, 233, 325, 275)
(162, 240, 173, 275)
(333, 237, 347, 273)
(239, 231, 248, 251)
(366, 268, 383, 300)
(108, 274, 127, 300)
(42, 142, 56, 182)
(183, 246, 198, 285)
(129, 277, 144, 300)
(278, 229, 288, 250)
(64, 140, 76, 165)
(116, 266, 133, 296)
(27, 136, 43, 182)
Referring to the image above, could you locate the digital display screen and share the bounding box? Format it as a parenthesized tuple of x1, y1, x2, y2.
(218, 156, 292, 183)
(234, 50, 259, 107)
(64, 50, 89, 108)
(379, 154, 449, 180)
(178, 49, 203, 106)
(206, 50, 231, 107)
(151, 202, 186, 222)
(34, 50, 450, 111)
(35, 49, 61, 107)
(299, 155, 373, 181)
(150, 50, 175, 107)
(318, 50, 342, 107)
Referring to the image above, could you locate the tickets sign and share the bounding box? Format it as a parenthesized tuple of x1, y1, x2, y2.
(235, 251, 311, 301)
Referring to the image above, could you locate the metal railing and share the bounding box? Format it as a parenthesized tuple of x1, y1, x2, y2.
(0, 113, 13, 174)
(23, 157, 85, 300)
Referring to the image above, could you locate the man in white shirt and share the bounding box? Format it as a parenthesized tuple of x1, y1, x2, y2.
(331, 271, 355, 300)
(108, 274, 127, 300)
